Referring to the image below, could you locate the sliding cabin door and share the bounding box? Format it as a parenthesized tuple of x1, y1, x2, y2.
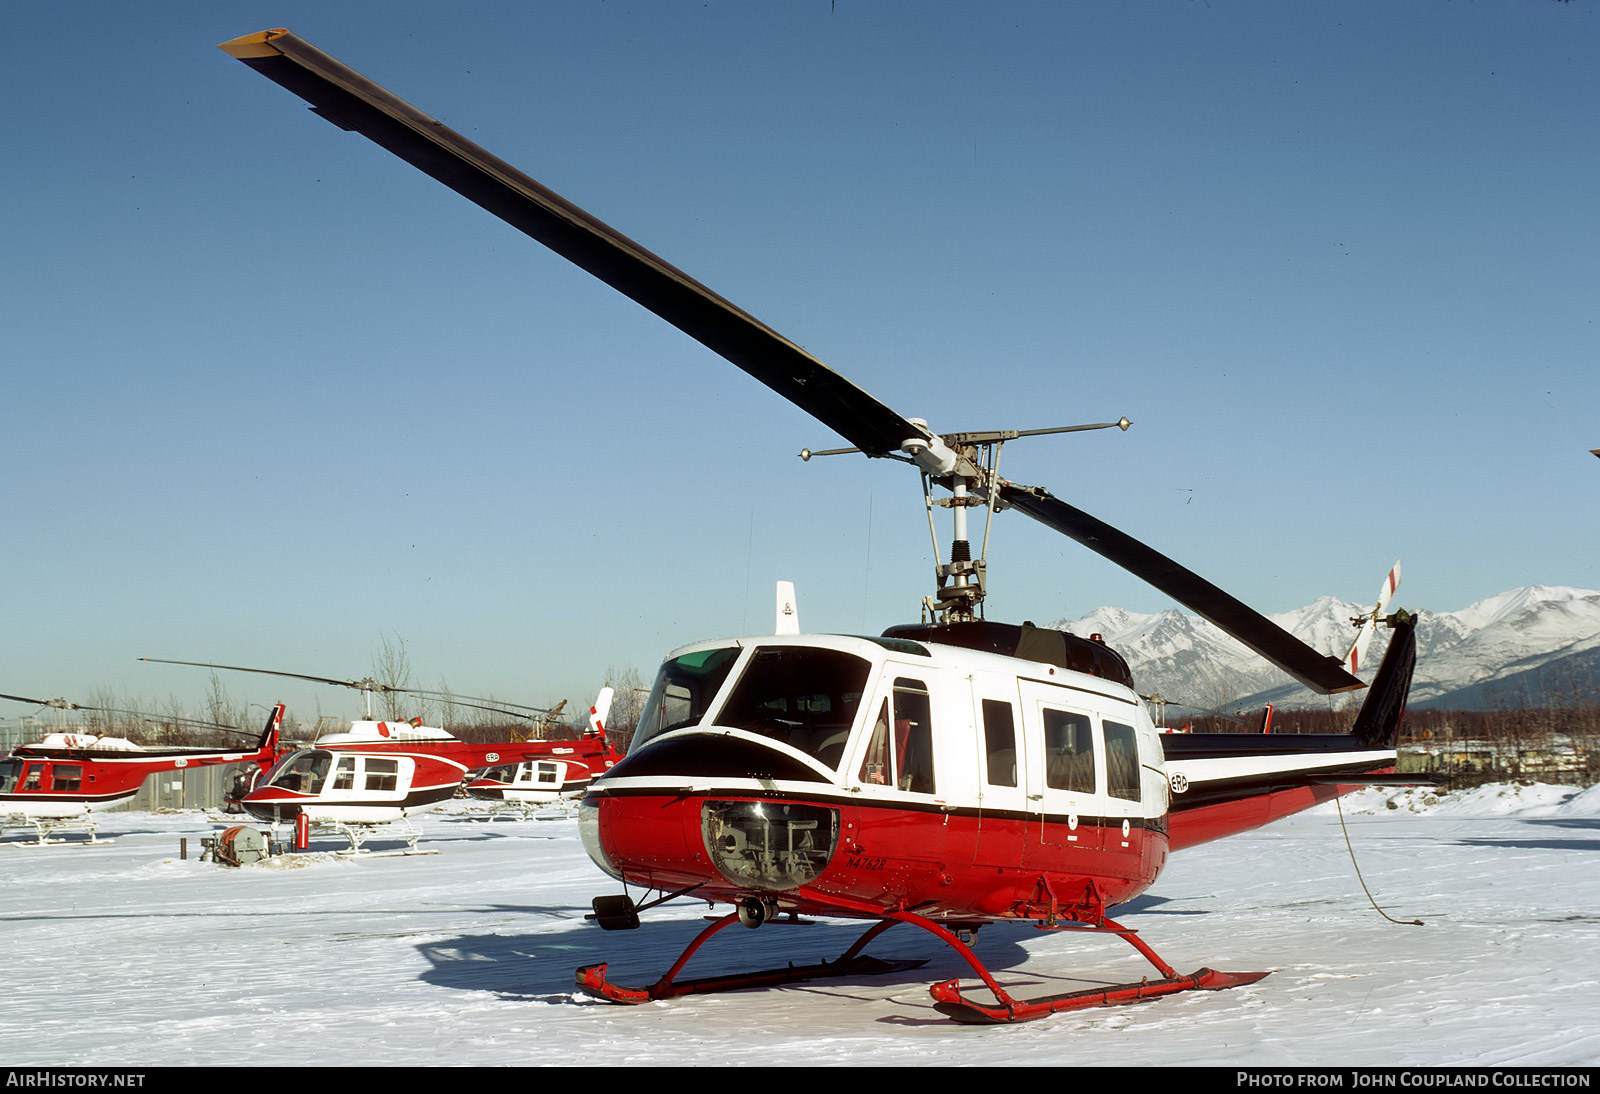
(1018, 680, 1104, 857)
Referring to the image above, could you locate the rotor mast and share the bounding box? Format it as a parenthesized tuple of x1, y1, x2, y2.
(807, 418, 1133, 624)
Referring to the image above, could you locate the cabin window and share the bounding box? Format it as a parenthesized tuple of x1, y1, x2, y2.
(981, 700, 1018, 788)
(717, 646, 871, 770)
(365, 757, 400, 792)
(633, 646, 742, 752)
(1104, 720, 1141, 802)
(51, 764, 83, 792)
(331, 756, 358, 791)
(21, 765, 44, 792)
(0, 760, 22, 793)
(1042, 709, 1095, 794)
(858, 678, 936, 794)
(536, 762, 559, 785)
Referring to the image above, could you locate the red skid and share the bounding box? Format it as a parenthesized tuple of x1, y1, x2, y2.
(928, 967, 1270, 1024)
(575, 913, 926, 1004)
(576, 954, 927, 1004)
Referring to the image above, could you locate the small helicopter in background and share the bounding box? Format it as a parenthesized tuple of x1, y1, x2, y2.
(141, 658, 619, 852)
(0, 693, 280, 844)
(463, 687, 615, 815)
(224, 29, 1420, 1022)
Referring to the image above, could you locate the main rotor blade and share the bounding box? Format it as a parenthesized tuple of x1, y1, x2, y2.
(997, 483, 1364, 695)
(219, 29, 919, 457)
(223, 30, 1361, 690)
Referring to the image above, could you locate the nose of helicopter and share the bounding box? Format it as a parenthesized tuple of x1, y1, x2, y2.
(239, 784, 309, 821)
(579, 788, 841, 893)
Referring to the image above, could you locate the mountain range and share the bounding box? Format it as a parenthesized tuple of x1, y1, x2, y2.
(1050, 585, 1600, 712)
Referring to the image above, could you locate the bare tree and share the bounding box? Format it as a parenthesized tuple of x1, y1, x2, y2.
(602, 664, 649, 752)
(372, 634, 413, 721)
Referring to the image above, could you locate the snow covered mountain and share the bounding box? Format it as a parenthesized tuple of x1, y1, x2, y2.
(1050, 586, 1600, 712)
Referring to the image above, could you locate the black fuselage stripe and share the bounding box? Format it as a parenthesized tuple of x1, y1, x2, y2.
(585, 784, 1161, 832)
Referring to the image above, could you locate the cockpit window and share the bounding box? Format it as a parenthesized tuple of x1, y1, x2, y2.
(632, 646, 742, 753)
(716, 646, 871, 770)
(265, 750, 333, 794)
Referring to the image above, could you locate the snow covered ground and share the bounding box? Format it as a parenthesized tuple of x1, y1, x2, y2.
(3, 784, 1598, 1067)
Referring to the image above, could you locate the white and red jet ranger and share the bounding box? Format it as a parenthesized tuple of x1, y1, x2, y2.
(464, 688, 618, 812)
(143, 659, 618, 852)
(243, 716, 620, 851)
(1, 696, 281, 843)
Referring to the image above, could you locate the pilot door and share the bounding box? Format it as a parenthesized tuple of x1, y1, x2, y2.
(969, 672, 1027, 868)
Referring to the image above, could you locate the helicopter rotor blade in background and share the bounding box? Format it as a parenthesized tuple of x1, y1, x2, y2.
(139, 658, 394, 694)
(218, 29, 920, 459)
(0, 691, 246, 734)
(1, 691, 93, 711)
(997, 482, 1364, 695)
(139, 659, 563, 723)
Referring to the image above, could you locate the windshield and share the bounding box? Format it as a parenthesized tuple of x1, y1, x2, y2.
(715, 646, 872, 770)
(264, 750, 333, 794)
(632, 646, 742, 753)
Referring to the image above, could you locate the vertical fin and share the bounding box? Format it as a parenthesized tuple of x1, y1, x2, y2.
(1349, 612, 1418, 747)
(589, 688, 615, 738)
(775, 580, 799, 635)
(256, 703, 284, 753)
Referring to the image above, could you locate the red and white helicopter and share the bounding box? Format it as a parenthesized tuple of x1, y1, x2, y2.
(463, 688, 616, 814)
(142, 658, 620, 852)
(0, 693, 281, 844)
(223, 29, 1421, 1022)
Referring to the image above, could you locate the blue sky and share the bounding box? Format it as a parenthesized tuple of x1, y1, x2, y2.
(4, 1, 1597, 723)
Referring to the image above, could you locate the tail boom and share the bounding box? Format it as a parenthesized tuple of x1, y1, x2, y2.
(1162, 613, 1418, 852)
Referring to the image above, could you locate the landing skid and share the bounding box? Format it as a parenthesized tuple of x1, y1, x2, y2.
(272, 816, 436, 855)
(576, 909, 1267, 1024)
(326, 818, 431, 855)
(577, 913, 925, 1003)
(468, 801, 573, 823)
(1, 816, 103, 846)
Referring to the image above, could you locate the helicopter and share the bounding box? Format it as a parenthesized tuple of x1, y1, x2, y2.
(221, 29, 1420, 1022)
(0, 693, 281, 844)
(463, 687, 615, 815)
(142, 658, 619, 851)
